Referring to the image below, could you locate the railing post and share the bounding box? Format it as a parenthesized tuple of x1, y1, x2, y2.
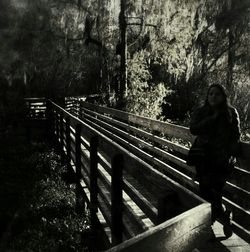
(25, 100, 31, 143)
(75, 123, 84, 213)
(74, 98, 78, 117)
(79, 101, 83, 119)
(65, 116, 71, 171)
(55, 112, 59, 143)
(111, 153, 123, 245)
(90, 136, 99, 231)
(77, 98, 81, 118)
(46, 100, 54, 141)
(60, 112, 65, 165)
(75, 123, 82, 178)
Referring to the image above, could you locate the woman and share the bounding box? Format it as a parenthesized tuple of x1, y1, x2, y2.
(189, 84, 240, 222)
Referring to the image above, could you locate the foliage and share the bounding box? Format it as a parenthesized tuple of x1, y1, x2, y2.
(233, 83, 250, 142)
(126, 50, 169, 119)
(0, 0, 250, 138)
(0, 135, 91, 251)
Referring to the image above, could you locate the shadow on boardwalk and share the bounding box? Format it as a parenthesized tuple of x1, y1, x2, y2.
(196, 222, 250, 252)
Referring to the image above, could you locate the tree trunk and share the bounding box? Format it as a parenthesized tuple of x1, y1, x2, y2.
(119, 0, 128, 100)
(227, 27, 235, 93)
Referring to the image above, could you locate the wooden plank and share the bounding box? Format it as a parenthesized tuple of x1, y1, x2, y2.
(230, 166, 250, 191)
(81, 139, 90, 152)
(231, 220, 250, 243)
(29, 107, 46, 111)
(65, 116, 71, 171)
(24, 97, 46, 100)
(106, 203, 212, 252)
(81, 101, 194, 142)
(224, 182, 250, 209)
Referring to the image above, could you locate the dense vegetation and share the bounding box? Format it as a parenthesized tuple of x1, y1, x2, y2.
(0, 0, 249, 139)
(0, 129, 92, 251)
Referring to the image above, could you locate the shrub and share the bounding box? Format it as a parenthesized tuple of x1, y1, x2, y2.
(126, 50, 170, 119)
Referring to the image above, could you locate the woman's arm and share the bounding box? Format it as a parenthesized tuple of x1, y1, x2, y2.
(190, 107, 217, 136)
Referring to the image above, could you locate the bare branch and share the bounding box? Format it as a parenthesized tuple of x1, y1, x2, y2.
(194, 39, 242, 84)
(50, 0, 92, 15)
(127, 22, 157, 28)
(55, 34, 85, 41)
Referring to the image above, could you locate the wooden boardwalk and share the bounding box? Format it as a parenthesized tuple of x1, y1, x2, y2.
(197, 222, 250, 252)
(25, 97, 250, 252)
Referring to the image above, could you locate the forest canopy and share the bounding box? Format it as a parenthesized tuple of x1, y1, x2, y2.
(0, 0, 249, 139)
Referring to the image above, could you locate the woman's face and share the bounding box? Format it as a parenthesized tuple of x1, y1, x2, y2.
(207, 87, 225, 108)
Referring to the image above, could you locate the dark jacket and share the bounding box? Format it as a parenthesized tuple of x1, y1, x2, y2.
(190, 105, 240, 171)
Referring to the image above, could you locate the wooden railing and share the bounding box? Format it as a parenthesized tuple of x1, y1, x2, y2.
(24, 97, 47, 120)
(66, 100, 250, 243)
(24, 97, 250, 249)
(65, 96, 82, 112)
(46, 99, 212, 251)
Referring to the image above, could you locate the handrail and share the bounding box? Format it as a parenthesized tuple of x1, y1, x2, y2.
(24, 97, 250, 247)
(47, 99, 211, 249)
(24, 97, 47, 120)
(79, 101, 250, 161)
(79, 101, 195, 143)
(76, 100, 250, 242)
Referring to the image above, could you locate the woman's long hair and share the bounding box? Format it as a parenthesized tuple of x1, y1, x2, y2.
(204, 84, 233, 123)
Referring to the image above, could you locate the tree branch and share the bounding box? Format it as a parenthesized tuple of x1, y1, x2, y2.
(127, 22, 157, 28)
(55, 34, 85, 41)
(194, 39, 241, 84)
(50, 0, 92, 15)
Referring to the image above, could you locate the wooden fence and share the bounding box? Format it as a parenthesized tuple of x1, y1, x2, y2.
(63, 99, 250, 243)
(46, 99, 212, 251)
(24, 97, 47, 120)
(24, 97, 250, 250)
